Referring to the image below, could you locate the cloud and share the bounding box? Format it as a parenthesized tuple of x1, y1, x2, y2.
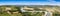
(0, 0, 60, 5)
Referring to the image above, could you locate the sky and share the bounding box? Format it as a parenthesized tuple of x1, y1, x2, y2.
(0, 0, 60, 5)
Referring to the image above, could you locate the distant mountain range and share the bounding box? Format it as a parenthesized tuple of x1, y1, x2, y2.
(0, 5, 59, 7)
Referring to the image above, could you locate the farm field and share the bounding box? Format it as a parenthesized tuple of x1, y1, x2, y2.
(0, 5, 60, 16)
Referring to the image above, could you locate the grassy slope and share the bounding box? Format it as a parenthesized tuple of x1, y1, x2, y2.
(0, 12, 22, 16)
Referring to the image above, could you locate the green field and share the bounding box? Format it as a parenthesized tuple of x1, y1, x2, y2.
(0, 12, 22, 16)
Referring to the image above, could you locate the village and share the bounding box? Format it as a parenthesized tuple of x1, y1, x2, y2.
(0, 5, 60, 16)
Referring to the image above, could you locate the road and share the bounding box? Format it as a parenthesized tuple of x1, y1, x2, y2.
(44, 12, 52, 16)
